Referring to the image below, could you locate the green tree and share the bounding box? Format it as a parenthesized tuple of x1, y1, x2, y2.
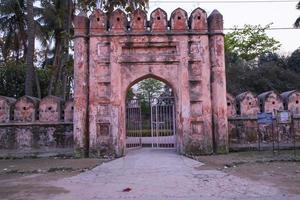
(225, 24, 281, 61)
(25, 0, 35, 96)
(287, 48, 300, 73)
(226, 52, 300, 95)
(295, 1, 300, 27)
(0, 0, 28, 62)
(77, 0, 149, 13)
(136, 78, 164, 102)
(38, 0, 74, 100)
(0, 61, 50, 98)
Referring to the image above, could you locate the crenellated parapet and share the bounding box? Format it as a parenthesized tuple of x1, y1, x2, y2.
(39, 96, 63, 122)
(14, 96, 40, 122)
(73, 7, 226, 157)
(229, 90, 299, 118)
(74, 7, 222, 35)
(0, 96, 16, 123)
(258, 91, 283, 115)
(0, 96, 74, 123)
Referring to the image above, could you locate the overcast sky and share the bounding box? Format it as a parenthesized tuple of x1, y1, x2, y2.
(147, 0, 300, 54)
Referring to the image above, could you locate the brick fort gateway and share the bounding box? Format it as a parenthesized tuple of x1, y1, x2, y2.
(73, 7, 228, 157)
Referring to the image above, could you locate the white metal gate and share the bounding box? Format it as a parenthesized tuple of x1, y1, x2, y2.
(126, 99, 142, 148)
(126, 97, 176, 149)
(150, 97, 176, 148)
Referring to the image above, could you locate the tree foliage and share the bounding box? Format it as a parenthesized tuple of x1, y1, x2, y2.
(226, 51, 300, 96)
(77, 0, 149, 13)
(287, 48, 300, 73)
(225, 24, 281, 61)
(0, 0, 148, 99)
(136, 78, 164, 101)
(0, 62, 50, 98)
(295, 1, 300, 27)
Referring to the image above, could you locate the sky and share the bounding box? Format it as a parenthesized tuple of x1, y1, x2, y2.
(147, 0, 300, 54)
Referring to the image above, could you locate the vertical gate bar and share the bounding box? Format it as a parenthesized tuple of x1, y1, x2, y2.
(169, 103, 171, 148)
(134, 103, 136, 147)
(165, 102, 168, 148)
(139, 99, 142, 147)
(127, 102, 128, 148)
(163, 103, 165, 148)
(155, 102, 159, 148)
(162, 104, 164, 148)
(128, 102, 130, 148)
(168, 104, 172, 148)
(130, 102, 134, 147)
(172, 103, 175, 148)
(136, 101, 138, 147)
(169, 104, 171, 148)
(160, 104, 164, 148)
(129, 103, 131, 148)
(165, 103, 167, 148)
(151, 104, 153, 148)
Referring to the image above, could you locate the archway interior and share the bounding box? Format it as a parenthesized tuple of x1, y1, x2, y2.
(126, 78, 176, 149)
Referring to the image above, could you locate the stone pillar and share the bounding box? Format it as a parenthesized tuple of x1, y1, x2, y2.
(73, 12, 89, 157)
(208, 10, 228, 153)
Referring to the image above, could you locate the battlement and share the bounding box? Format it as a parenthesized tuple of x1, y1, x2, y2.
(0, 96, 74, 123)
(75, 8, 223, 36)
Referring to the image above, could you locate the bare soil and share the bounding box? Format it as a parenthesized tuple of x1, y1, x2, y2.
(195, 150, 300, 195)
(0, 150, 299, 199)
(0, 158, 105, 200)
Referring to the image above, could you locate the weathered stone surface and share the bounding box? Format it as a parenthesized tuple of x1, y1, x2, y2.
(208, 10, 228, 153)
(170, 8, 188, 32)
(39, 96, 63, 122)
(0, 124, 73, 151)
(281, 90, 300, 116)
(150, 8, 168, 32)
(90, 9, 107, 34)
(236, 91, 259, 117)
(64, 99, 74, 122)
(258, 91, 283, 115)
(14, 96, 40, 122)
(74, 8, 228, 157)
(227, 93, 236, 118)
(74, 12, 89, 157)
(0, 96, 16, 123)
(130, 9, 147, 33)
(189, 8, 208, 32)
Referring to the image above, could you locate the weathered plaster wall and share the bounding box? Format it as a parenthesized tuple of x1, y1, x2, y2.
(282, 90, 300, 116)
(228, 90, 300, 150)
(39, 96, 63, 122)
(236, 92, 259, 117)
(258, 91, 283, 115)
(0, 96, 74, 153)
(0, 96, 16, 123)
(74, 7, 227, 157)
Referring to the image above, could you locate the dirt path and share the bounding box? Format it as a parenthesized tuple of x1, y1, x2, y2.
(0, 149, 299, 200)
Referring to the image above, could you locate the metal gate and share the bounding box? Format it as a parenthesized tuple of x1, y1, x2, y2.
(150, 97, 176, 148)
(126, 99, 142, 148)
(126, 97, 176, 149)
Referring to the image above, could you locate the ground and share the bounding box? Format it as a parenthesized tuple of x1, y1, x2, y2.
(0, 149, 299, 200)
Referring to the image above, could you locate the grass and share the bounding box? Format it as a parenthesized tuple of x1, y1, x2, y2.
(126, 129, 173, 137)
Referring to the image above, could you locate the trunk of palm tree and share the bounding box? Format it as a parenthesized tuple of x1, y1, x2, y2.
(34, 67, 41, 98)
(25, 0, 35, 96)
(48, 0, 73, 99)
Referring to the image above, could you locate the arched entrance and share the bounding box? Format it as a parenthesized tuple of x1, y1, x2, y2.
(73, 7, 229, 158)
(126, 78, 176, 149)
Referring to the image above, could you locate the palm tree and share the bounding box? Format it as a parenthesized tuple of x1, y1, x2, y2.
(0, 0, 27, 62)
(38, 0, 74, 100)
(0, 0, 48, 97)
(25, 0, 35, 96)
(295, 1, 300, 27)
